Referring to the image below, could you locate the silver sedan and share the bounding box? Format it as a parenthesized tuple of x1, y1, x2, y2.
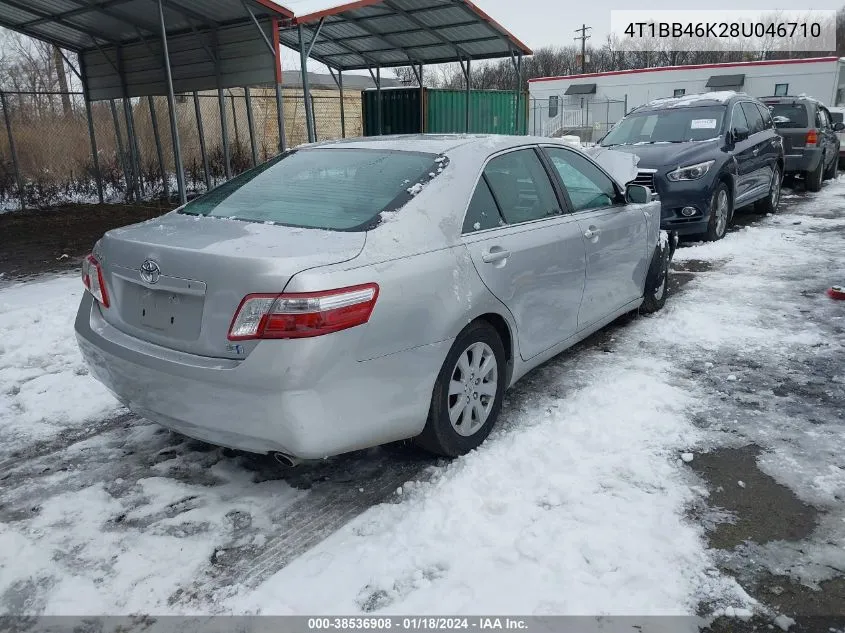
(75, 135, 671, 462)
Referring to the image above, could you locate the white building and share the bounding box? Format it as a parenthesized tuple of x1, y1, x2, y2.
(528, 56, 845, 140)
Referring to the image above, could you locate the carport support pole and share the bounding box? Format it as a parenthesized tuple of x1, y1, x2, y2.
(217, 88, 232, 179)
(418, 64, 424, 133)
(376, 65, 382, 136)
(124, 98, 143, 201)
(274, 83, 286, 151)
(109, 99, 130, 195)
(116, 47, 141, 201)
(148, 96, 170, 200)
(79, 55, 104, 204)
(515, 53, 523, 134)
(464, 58, 471, 133)
(244, 86, 258, 166)
(212, 29, 231, 179)
(0, 91, 25, 210)
(193, 92, 211, 191)
(298, 25, 315, 143)
(338, 70, 346, 139)
(158, 0, 187, 205)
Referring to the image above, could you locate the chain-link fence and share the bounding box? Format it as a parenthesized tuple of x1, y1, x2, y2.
(0, 86, 366, 210)
(528, 96, 628, 143)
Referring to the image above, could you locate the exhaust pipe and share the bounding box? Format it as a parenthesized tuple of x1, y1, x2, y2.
(273, 451, 301, 467)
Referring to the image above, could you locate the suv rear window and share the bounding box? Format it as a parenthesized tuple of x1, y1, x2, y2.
(769, 103, 809, 128)
(179, 148, 442, 231)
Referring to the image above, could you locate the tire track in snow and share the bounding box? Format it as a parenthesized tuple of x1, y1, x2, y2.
(173, 450, 436, 606)
(0, 412, 135, 478)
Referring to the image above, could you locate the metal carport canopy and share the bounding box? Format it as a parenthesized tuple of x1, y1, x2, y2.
(0, 1, 295, 100)
(284, 0, 532, 70)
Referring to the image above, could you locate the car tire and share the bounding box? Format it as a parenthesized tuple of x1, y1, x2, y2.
(640, 238, 671, 314)
(703, 182, 731, 242)
(416, 320, 507, 457)
(755, 165, 782, 214)
(806, 159, 824, 192)
(824, 155, 838, 180)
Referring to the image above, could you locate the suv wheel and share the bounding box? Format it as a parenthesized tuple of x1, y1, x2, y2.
(704, 183, 731, 242)
(416, 321, 506, 457)
(755, 166, 781, 214)
(806, 158, 824, 192)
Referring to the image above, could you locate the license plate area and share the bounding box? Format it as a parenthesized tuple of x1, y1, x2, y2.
(112, 267, 206, 341)
(139, 288, 202, 338)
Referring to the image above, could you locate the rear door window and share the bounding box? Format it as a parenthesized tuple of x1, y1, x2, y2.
(483, 149, 561, 225)
(741, 102, 765, 134)
(463, 178, 504, 233)
(179, 148, 442, 231)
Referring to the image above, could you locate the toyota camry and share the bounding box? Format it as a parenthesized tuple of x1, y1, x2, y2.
(75, 135, 672, 463)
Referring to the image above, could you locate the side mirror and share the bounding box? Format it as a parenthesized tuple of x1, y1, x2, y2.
(834, 122, 845, 132)
(626, 183, 652, 204)
(732, 126, 750, 142)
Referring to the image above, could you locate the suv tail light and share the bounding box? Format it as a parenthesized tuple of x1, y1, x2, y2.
(228, 283, 379, 340)
(81, 254, 110, 308)
(806, 129, 818, 146)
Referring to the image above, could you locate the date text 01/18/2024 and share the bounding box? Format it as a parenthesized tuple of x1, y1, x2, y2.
(307, 618, 529, 630)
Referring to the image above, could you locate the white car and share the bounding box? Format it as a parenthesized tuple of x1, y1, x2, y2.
(828, 106, 845, 166)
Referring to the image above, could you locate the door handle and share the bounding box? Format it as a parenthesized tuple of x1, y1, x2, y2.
(583, 227, 601, 239)
(481, 247, 511, 263)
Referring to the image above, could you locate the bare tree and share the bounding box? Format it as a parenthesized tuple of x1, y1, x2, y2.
(52, 45, 72, 115)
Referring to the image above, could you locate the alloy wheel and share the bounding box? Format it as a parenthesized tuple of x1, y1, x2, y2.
(448, 342, 498, 437)
(715, 189, 729, 237)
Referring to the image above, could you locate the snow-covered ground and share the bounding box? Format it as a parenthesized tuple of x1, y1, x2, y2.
(1, 180, 843, 622)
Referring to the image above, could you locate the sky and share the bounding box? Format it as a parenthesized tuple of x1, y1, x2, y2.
(280, 0, 843, 76)
(463, 0, 841, 50)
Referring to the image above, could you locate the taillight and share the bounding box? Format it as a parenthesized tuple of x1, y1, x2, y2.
(806, 129, 818, 146)
(228, 283, 379, 340)
(81, 254, 110, 308)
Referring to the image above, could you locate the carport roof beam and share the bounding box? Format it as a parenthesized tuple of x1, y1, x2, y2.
(284, 0, 531, 71)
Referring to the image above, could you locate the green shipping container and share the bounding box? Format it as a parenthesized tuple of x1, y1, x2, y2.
(362, 87, 526, 137)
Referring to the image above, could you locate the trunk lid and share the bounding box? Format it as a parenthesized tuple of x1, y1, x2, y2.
(96, 212, 365, 359)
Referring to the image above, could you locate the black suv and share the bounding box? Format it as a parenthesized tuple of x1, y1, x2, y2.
(761, 95, 843, 191)
(599, 92, 784, 241)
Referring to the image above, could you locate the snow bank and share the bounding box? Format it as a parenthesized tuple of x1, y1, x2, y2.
(0, 276, 120, 457)
(235, 353, 737, 615)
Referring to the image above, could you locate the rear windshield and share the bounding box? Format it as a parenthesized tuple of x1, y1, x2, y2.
(179, 148, 442, 231)
(768, 103, 809, 128)
(601, 105, 726, 145)
(830, 111, 844, 124)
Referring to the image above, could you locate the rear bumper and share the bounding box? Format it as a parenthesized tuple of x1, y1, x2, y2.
(75, 294, 449, 458)
(784, 148, 822, 174)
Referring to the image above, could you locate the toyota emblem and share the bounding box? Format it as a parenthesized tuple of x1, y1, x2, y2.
(140, 259, 161, 284)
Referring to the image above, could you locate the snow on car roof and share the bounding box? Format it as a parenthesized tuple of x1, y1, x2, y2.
(299, 134, 580, 155)
(645, 91, 740, 109)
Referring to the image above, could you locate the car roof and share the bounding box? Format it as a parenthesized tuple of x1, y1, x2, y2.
(293, 134, 574, 155)
(637, 90, 744, 112)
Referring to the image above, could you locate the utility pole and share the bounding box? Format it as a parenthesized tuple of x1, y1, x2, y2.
(574, 24, 592, 74)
